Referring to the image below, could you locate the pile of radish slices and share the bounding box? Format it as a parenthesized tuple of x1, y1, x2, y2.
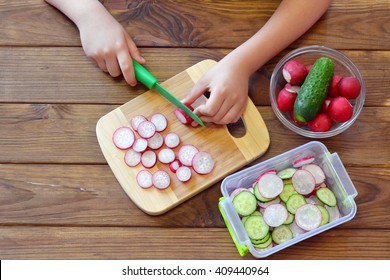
(230, 155, 340, 250)
(112, 112, 214, 190)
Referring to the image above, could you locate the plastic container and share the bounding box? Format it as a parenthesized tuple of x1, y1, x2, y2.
(269, 45, 365, 138)
(218, 141, 358, 258)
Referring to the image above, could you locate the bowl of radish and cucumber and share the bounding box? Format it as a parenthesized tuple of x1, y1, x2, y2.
(270, 45, 365, 138)
(219, 141, 358, 258)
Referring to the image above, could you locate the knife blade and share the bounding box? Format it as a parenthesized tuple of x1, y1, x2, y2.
(133, 60, 205, 127)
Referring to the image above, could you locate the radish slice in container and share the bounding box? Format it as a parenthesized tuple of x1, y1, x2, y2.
(164, 132, 180, 148)
(150, 113, 168, 132)
(263, 203, 288, 227)
(255, 169, 277, 181)
(147, 132, 164, 150)
(176, 166, 192, 182)
(295, 204, 322, 231)
(292, 169, 316, 195)
(136, 169, 153, 189)
(137, 121, 156, 139)
(141, 150, 157, 168)
(152, 170, 171, 190)
(169, 159, 181, 173)
(130, 115, 147, 131)
(325, 205, 341, 222)
(258, 173, 284, 199)
(301, 164, 325, 185)
(158, 148, 175, 164)
(289, 221, 307, 237)
(124, 149, 141, 167)
(192, 151, 215, 175)
(178, 144, 199, 166)
(258, 197, 281, 209)
(292, 156, 315, 168)
(112, 126, 135, 150)
(132, 138, 148, 153)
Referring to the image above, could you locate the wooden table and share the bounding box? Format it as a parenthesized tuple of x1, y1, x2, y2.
(0, 0, 389, 260)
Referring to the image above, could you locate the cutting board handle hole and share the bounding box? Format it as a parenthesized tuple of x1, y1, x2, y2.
(227, 117, 246, 138)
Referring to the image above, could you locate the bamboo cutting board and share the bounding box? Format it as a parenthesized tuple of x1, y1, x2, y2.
(96, 60, 270, 215)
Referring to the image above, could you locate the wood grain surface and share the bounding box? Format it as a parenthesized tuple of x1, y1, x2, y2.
(0, 0, 389, 259)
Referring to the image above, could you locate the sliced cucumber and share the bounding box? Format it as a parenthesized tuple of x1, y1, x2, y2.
(244, 215, 270, 240)
(315, 204, 330, 226)
(316, 187, 337, 207)
(277, 167, 296, 179)
(286, 193, 306, 214)
(250, 232, 271, 245)
(253, 234, 273, 249)
(283, 212, 295, 225)
(279, 183, 298, 203)
(271, 225, 293, 245)
(232, 190, 257, 216)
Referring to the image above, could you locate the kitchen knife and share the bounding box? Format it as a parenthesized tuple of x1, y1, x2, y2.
(132, 60, 205, 127)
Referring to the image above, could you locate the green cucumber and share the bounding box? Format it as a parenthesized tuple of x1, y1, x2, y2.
(316, 187, 337, 207)
(244, 215, 270, 240)
(271, 225, 293, 245)
(232, 190, 257, 216)
(294, 57, 334, 122)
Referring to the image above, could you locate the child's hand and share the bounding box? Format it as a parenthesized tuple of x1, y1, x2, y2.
(183, 58, 250, 125)
(78, 11, 145, 86)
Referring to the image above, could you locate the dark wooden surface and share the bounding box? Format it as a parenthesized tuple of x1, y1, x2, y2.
(0, 0, 389, 259)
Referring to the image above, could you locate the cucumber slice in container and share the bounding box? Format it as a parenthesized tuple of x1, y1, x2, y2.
(316, 187, 337, 207)
(286, 193, 306, 214)
(232, 190, 257, 216)
(244, 215, 270, 240)
(271, 225, 293, 244)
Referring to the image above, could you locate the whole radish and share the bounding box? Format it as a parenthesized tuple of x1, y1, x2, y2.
(339, 76, 361, 99)
(282, 60, 308, 86)
(328, 97, 353, 123)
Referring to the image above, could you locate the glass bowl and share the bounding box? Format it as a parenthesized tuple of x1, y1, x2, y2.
(269, 45, 365, 138)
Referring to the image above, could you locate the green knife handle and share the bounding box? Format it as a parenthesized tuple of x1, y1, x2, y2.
(133, 60, 158, 89)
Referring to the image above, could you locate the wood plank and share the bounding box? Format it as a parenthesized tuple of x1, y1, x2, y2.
(0, 227, 388, 259)
(1, 47, 389, 107)
(1, 0, 389, 50)
(0, 164, 388, 229)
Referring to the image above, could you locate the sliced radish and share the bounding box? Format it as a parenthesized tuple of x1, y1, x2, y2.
(147, 132, 164, 150)
(137, 120, 156, 139)
(301, 164, 326, 185)
(292, 169, 316, 195)
(288, 221, 307, 237)
(150, 113, 168, 132)
(130, 115, 147, 131)
(176, 166, 192, 182)
(257, 173, 284, 199)
(132, 138, 148, 153)
(112, 126, 135, 150)
(192, 151, 215, 175)
(158, 148, 175, 164)
(282, 59, 308, 86)
(152, 170, 171, 190)
(124, 148, 141, 167)
(164, 132, 180, 148)
(263, 203, 288, 227)
(136, 170, 153, 189)
(295, 204, 322, 231)
(169, 159, 181, 173)
(258, 197, 281, 209)
(255, 169, 277, 181)
(292, 156, 315, 168)
(175, 103, 194, 125)
(178, 144, 199, 166)
(325, 205, 341, 222)
(141, 150, 157, 168)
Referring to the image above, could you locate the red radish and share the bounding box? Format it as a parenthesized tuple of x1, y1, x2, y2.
(295, 204, 322, 231)
(158, 148, 175, 164)
(263, 203, 288, 227)
(192, 151, 215, 175)
(292, 169, 316, 195)
(152, 170, 171, 190)
(176, 166, 192, 182)
(141, 150, 157, 168)
(339, 76, 361, 99)
(136, 170, 153, 189)
(175, 103, 194, 125)
(301, 164, 326, 185)
(164, 132, 180, 148)
(178, 144, 199, 166)
(112, 126, 135, 150)
(292, 156, 315, 168)
(282, 60, 308, 86)
(150, 113, 168, 132)
(137, 120, 156, 139)
(255, 169, 277, 181)
(284, 83, 301, 93)
(289, 110, 305, 126)
(124, 149, 141, 167)
(132, 138, 148, 153)
(307, 113, 332, 132)
(147, 132, 164, 150)
(130, 115, 147, 131)
(320, 97, 333, 113)
(328, 97, 353, 123)
(277, 87, 297, 112)
(169, 159, 182, 173)
(328, 74, 343, 98)
(257, 173, 284, 199)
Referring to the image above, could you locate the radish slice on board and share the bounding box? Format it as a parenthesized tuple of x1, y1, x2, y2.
(295, 204, 322, 231)
(292, 169, 316, 195)
(176, 166, 192, 182)
(152, 170, 171, 190)
(112, 126, 135, 150)
(257, 173, 284, 199)
(150, 113, 168, 132)
(132, 138, 148, 153)
(192, 151, 215, 175)
(158, 148, 175, 164)
(141, 150, 157, 168)
(263, 203, 288, 227)
(136, 170, 153, 189)
(137, 120, 156, 139)
(301, 164, 326, 185)
(147, 132, 164, 150)
(164, 132, 180, 148)
(124, 149, 141, 167)
(292, 156, 315, 168)
(178, 144, 199, 166)
(169, 159, 181, 173)
(130, 115, 147, 131)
